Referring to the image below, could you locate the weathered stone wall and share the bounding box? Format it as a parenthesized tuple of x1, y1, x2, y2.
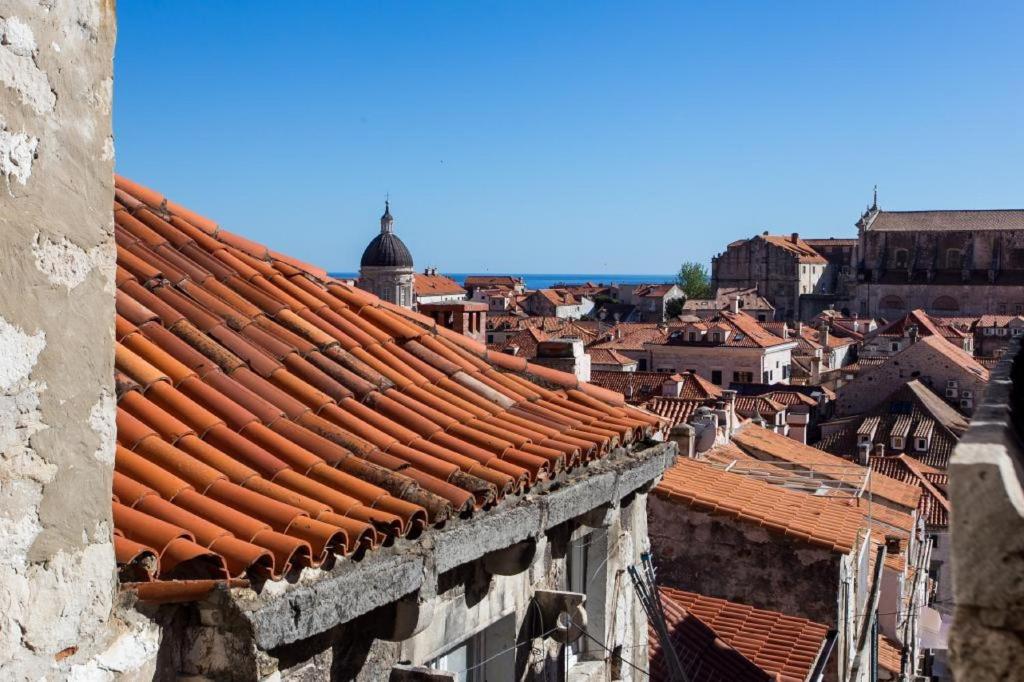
(0, 2, 157, 679)
(712, 237, 803, 320)
(949, 339, 1024, 681)
(834, 340, 987, 417)
(647, 494, 842, 626)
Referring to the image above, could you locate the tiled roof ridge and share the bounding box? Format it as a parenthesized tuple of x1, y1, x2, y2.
(111, 175, 662, 595)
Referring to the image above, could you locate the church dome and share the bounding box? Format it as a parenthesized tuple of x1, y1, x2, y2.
(360, 200, 413, 268)
(360, 232, 413, 268)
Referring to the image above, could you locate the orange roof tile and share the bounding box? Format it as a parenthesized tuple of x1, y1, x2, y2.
(732, 424, 922, 511)
(111, 176, 660, 596)
(413, 272, 466, 297)
(654, 458, 908, 561)
(653, 587, 830, 682)
(761, 235, 828, 264)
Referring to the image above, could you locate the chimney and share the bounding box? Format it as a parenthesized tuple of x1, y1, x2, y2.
(875, 443, 886, 457)
(731, 296, 740, 314)
(858, 442, 870, 466)
(908, 324, 919, 344)
(791, 232, 799, 244)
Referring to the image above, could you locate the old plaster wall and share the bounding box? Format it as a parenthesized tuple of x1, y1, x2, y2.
(647, 495, 842, 626)
(0, 2, 157, 679)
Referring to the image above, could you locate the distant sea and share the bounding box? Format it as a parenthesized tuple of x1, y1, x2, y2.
(329, 272, 675, 290)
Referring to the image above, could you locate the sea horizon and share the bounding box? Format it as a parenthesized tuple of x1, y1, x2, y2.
(329, 272, 676, 291)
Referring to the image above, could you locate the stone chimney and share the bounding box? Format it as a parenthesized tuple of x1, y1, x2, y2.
(730, 296, 740, 314)
(875, 443, 886, 457)
(858, 442, 871, 466)
(534, 339, 591, 382)
(791, 232, 799, 244)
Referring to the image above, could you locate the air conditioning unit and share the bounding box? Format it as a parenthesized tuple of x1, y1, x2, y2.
(947, 380, 959, 388)
(961, 390, 974, 399)
(961, 399, 973, 409)
(946, 388, 958, 398)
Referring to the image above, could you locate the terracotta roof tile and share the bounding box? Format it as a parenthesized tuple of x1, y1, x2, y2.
(733, 424, 921, 511)
(654, 458, 910, 563)
(414, 272, 466, 297)
(652, 587, 829, 682)
(110, 176, 659, 597)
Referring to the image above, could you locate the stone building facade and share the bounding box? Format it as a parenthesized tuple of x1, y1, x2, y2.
(851, 206, 1024, 319)
(358, 201, 415, 308)
(712, 232, 830, 321)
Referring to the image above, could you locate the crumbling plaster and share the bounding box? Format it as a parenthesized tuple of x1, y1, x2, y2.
(0, 1, 153, 679)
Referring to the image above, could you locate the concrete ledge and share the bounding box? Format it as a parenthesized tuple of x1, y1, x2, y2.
(433, 503, 543, 574)
(236, 553, 426, 650)
(542, 471, 617, 529)
(222, 441, 677, 651)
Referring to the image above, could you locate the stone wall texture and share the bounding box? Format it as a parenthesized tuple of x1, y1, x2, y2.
(0, 2, 157, 679)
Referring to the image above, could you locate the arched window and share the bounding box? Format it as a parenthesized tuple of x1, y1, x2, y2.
(880, 295, 905, 312)
(933, 296, 959, 313)
(894, 249, 909, 268)
(946, 249, 962, 269)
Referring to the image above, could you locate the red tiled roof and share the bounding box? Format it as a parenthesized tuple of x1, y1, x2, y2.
(733, 424, 921, 511)
(870, 455, 950, 528)
(653, 587, 830, 682)
(878, 634, 903, 673)
(589, 370, 669, 403)
(654, 458, 908, 562)
(414, 272, 466, 297)
(761, 235, 828, 264)
(644, 397, 708, 427)
(531, 288, 578, 306)
(587, 348, 638, 367)
(592, 324, 669, 351)
(111, 176, 659, 593)
(734, 395, 786, 418)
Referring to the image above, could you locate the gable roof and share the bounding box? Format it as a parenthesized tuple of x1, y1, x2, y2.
(589, 370, 671, 403)
(110, 176, 659, 593)
(644, 397, 709, 428)
(413, 272, 466, 297)
(653, 587, 830, 682)
(587, 348, 638, 367)
(760, 235, 828, 264)
(867, 209, 1024, 232)
(816, 380, 970, 468)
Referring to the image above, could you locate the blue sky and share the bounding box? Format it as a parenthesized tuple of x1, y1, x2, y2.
(114, 2, 1023, 274)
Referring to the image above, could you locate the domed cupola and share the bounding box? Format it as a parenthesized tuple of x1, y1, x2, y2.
(357, 200, 416, 308)
(360, 200, 413, 268)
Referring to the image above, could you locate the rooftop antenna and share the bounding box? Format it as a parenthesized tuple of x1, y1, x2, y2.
(872, 185, 878, 210)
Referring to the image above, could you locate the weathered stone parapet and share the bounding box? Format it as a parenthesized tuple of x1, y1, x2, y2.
(950, 337, 1024, 681)
(170, 441, 676, 678)
(0, 2, 154, 679)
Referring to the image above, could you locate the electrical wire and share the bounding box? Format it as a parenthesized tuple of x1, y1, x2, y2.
(569, 619, 651, 678)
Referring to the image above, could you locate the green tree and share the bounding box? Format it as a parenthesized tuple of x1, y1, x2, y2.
(665, 297, 685, 319)
(676, 261, 712, 300)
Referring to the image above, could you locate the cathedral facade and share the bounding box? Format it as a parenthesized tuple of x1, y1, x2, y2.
(850, 205, 1024, 319)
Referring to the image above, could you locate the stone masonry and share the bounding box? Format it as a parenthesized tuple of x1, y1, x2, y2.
(0, 2, 156, 679)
